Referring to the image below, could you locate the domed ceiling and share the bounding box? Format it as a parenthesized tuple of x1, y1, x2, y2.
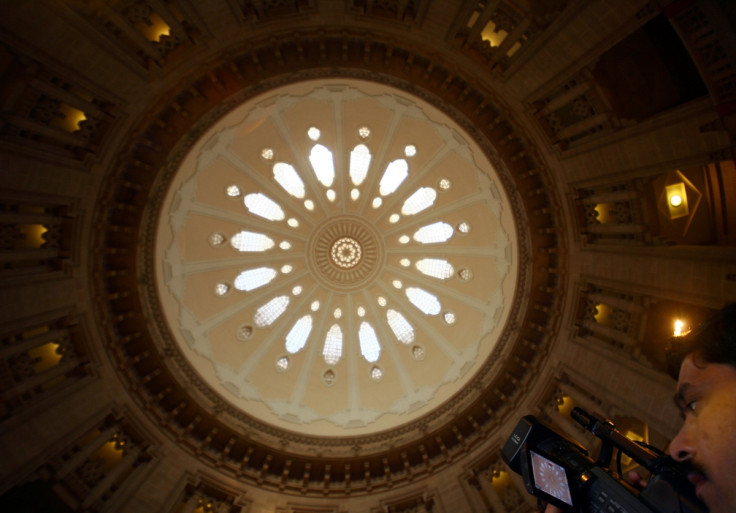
(155, 79, 518, 437)
(2, 0, 734, 507)
(95, 30, 563, 494)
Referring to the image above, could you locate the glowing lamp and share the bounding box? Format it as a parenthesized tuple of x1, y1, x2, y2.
(673, 319, 685, 337)
(665, 182, 689, 219)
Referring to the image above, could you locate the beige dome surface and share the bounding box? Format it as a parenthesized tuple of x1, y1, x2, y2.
(156, 79, 519, 437)
(1, 0, 734, 509)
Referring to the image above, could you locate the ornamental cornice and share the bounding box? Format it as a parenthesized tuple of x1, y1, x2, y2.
(91, 29, 566, 496)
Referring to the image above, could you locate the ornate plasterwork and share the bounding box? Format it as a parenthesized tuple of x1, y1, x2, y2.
(312, 218, 381, 289)
(156, 80, 518, 435)
(94, 28, 565, 494)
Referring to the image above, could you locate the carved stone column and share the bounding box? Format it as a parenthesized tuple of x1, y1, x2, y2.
(80, 441, 143, 509)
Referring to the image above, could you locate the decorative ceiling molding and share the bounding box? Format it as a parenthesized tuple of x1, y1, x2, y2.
(91, 28, 566, 496)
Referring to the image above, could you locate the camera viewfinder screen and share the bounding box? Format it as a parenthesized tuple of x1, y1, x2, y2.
(530, 450, 574, 506)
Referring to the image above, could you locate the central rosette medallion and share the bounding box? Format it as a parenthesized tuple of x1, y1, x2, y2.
(331, 237, 362, 268)
(308, 215, 384, 292)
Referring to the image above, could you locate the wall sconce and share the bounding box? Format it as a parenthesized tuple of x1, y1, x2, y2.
(673, 319, 689, 337)
(656, 170, 702, 237)
(665, 182, 688, 219)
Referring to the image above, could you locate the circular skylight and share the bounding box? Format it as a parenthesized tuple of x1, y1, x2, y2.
(330, 237, 363, 268)
(155, 79, 518, 437)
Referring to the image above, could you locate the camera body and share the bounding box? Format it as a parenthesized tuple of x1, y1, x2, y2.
(501, 409, 707, 513)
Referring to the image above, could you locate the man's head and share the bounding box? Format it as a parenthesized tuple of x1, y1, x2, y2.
(667, 304, 736, 513)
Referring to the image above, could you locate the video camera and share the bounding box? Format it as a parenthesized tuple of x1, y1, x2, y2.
(501, 408, 707, 513)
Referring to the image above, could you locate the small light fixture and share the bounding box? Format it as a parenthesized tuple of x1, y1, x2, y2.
(665, 182, 689, 219)
(673, 319, 686, 337)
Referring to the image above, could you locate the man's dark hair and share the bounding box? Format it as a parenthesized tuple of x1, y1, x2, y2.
(666, 303, 736, 379)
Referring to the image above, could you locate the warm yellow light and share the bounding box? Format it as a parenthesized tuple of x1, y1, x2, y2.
(153, 24, 170, 42)
(557, 395, 575, 417)
(594, 303, 611, 324)
(624, 429, 644, 443)
(620, 429, 646, 466)
(56, 104, 87, 133)
(490, 469, 513, 494)
(149, 13, 170, 42)
(673, 319, 686, 337)
(17, 224, 48, 250)
(28, 342, 62, 373)
(96, 441, 124, 471)
(136, 13, 171, 42)
(665, 182, 689, 219)
(480, 21, 508, 47)
(594, 203, 615, 223)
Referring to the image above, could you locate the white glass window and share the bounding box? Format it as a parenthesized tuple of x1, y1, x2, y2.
(309, 144, 335, 187)
(379, 159, 408, 196)
(323, 324, 343, 365)
(254, 295, 290, 327)
(349, 144, 371, 186)
(401, 187, 437, 215)
(285, 315, 312, 353)
(273, 162, 306, 198)
(307, 126, 321, 141)
(234, 267, 278, 292)
(231, 231, 275, 252)
(415, 258, 454, 279)
(359, 322, 381, 363)
(387, 308, 414, 344)
(413, 222, 453, 243)
(406, 287, 441, 315)
(244, 193, 285, 221)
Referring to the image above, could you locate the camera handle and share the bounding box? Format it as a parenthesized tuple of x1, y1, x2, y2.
(571, 408, 661, 469)
(571, 408, 707, 513)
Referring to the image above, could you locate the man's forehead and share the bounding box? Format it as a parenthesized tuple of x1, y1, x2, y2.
(674, 357, 703, 400)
